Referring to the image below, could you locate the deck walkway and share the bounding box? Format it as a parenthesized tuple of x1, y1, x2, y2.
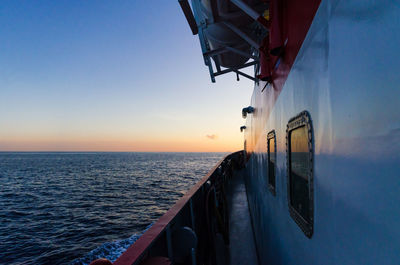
(226, 169, 259, 265)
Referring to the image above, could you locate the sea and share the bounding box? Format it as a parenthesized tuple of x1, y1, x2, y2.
(0, 152, 226, 265)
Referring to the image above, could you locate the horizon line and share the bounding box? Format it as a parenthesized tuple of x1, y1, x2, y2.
(0, 150, 236, 153)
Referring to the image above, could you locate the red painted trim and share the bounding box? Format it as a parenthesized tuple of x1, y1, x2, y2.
(113, 153, 233, 265)
(247, 0, 321, 157)
(272, 0, 321, 94)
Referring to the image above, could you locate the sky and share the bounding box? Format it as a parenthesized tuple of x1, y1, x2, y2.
(0, 1, 253, 152)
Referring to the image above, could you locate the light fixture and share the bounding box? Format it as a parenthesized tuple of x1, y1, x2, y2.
(242, 106, 255, 118)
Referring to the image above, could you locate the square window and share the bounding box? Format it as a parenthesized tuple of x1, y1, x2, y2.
(287, 111, 314, 238)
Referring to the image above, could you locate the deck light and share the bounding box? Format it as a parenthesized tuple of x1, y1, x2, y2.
(242, 106, 255, 118)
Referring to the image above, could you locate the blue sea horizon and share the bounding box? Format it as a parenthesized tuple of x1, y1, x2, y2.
(0, 152, 226, 264)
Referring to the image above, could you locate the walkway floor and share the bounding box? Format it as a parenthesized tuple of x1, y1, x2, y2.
(226, 169, 259, 265)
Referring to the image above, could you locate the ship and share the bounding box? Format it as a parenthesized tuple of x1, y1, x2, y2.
(90, 0, 400, 264)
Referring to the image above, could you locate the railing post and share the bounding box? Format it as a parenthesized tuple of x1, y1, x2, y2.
(166, 225, 173, 261)
(190, 198, 195, 230)
(191, 248, 197, 265)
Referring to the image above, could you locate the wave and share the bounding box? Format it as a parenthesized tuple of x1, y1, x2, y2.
(71, 224, 152, 265)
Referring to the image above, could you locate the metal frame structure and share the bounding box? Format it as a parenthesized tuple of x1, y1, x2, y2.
(179, 0, 268, 82)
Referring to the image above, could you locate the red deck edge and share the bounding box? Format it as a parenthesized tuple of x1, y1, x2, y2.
(113, 152, 235, 265)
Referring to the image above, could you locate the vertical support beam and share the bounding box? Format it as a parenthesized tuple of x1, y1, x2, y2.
(191, 248, 197, 265)
(207, 57, 216, 83)
(190, 198, 196, 230)
(178, 0, 198, 35)
(166, 225, 173, 261)
(213, 188, 219, 207)
(213, 56, 222, 72)
(192, 0, 216, 82)
(192, 0, 208, 66)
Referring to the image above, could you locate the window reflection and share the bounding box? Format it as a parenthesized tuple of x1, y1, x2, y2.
(289, 125, 310, 222)
(268, 133, 276, 193)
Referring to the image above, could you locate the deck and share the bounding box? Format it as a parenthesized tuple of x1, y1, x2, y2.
(226, 169, 259, 265)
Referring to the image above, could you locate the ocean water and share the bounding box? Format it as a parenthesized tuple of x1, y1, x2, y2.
(0, 152, 225, 265)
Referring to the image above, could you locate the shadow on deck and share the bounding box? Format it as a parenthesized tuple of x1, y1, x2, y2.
(226, 169, 259, 265)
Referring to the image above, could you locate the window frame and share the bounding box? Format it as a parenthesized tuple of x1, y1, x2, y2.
(267, 130, 276, 196)
(286, 111, 314, 238)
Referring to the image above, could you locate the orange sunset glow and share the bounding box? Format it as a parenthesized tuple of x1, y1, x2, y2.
(0, 136, 241, 152)
(0, 1, 253, 153)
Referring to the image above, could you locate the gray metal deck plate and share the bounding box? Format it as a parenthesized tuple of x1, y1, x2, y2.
(227, 169, 259, 265)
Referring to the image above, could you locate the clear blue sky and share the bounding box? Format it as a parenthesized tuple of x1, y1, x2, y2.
(0, 1, 253, 151)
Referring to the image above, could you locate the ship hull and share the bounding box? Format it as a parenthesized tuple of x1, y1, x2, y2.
(96, 1, 400, 264)
(244, 0, 400, 264)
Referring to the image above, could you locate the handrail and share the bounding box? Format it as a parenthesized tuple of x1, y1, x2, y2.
(111, 151, 242, 265)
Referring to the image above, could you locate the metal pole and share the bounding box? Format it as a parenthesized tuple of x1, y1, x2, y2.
(166, 225, 173, 261)
(178, 0, 198, 35)
(190, 198, 195, 230)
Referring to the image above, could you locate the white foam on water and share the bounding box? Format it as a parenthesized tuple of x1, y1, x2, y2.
(71, 224, 152, 265)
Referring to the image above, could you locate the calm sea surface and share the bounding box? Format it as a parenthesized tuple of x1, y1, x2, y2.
(0, 152, 226, 264)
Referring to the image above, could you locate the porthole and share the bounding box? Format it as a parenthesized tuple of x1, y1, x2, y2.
(267, 130, 276, 195)
(286, 111, 314, 238)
